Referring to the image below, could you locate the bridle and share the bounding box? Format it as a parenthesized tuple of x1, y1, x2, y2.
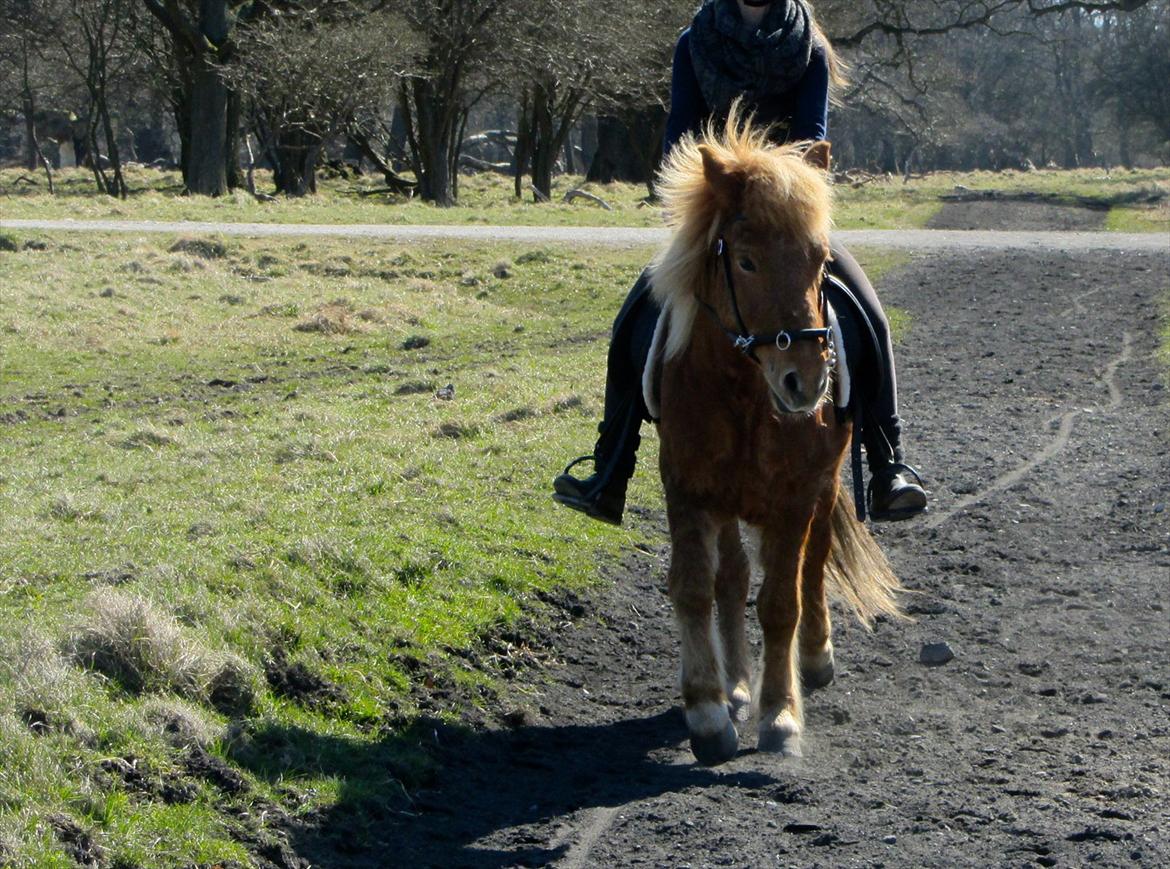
(698, 233, 835, 366)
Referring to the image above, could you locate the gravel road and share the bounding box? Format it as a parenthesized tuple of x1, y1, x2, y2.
(1, 217, 1166, 253)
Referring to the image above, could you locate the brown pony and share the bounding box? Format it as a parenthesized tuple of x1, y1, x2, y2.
(646, 112, 901, 765)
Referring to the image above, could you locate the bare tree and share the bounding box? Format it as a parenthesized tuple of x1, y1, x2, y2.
(227, 6, 416, 196)
(393, 0, 522, 205)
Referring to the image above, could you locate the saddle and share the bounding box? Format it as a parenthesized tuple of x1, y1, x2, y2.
(641, 274, 885, 520)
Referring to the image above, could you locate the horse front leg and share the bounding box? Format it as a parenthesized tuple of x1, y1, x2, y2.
(757, 508, 815, 757)
(667, 503, 738, 766)
(715, 521, 752, 724)
(799, 489, 837, 691)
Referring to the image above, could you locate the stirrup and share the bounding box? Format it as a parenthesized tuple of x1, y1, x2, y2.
(559, 454, 598, 478)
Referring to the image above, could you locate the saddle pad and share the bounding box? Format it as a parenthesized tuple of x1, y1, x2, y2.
(642, 304, 850, 420)
(642, 308, 670, 422)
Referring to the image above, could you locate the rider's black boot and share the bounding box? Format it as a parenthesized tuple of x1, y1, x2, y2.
(553, 460, 629, 526)
(553, 272, 656, 526)
(867, 460, 927, 522)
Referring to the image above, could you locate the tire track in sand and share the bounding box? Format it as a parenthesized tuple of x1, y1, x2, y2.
(923, 331, 1133, 530)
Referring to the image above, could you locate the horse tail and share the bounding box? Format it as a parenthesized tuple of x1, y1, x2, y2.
(824, 490, 903, 628)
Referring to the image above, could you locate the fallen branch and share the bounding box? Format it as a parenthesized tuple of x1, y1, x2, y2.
(459, 155, 512, 174)
(562, 188, 613, 211)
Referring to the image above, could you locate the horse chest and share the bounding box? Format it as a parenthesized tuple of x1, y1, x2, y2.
(659, 381, 844, 513)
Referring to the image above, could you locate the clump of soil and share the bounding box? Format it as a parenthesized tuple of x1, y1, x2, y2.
(401, 334, 430, 350)
(264, 648, 348, 710)
(48, 814, 105, 868)
(170, 237, 228, 259)
(119, 428, 178, 450)
(432, 421, 479, 439)
(394, 380, 434, 396)
(183, 744, 249, 795)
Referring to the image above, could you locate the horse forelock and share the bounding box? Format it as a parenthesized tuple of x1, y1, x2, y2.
(648, 110, 832, 359)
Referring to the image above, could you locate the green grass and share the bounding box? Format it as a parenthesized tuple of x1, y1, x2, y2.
(0, 231, 905, 865)
(3, 165, 1167, 231)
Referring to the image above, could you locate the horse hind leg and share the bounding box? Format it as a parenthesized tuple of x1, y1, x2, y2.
(799, 492, 836, 692)
(715, 521, 752, 723)
(667, 505, 738, 766)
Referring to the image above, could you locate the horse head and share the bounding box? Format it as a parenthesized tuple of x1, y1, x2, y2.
(650, 110, 835, 415)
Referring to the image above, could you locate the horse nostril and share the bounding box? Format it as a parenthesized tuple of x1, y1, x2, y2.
(783, 371, 801, 397)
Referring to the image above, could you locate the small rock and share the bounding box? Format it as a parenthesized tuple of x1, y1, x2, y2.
(1080, 691, 1108, 705)
(99, 287, 116, 298)
(882, 835, 897, 845)
(919, 641, 955, 666)
(460, 271, 479, 287)
(492, 261, 512, 279)
(435, 383, 455, 401)
(1017, 661, 1049, 677)
(783, 822, 821, 834)
(1154, 503, 1165, 514)
(1040, 727, 1069, 739)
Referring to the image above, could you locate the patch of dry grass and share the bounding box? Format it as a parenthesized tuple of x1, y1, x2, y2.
(65, 589, 258, 714)
(293, 299, 361, 335)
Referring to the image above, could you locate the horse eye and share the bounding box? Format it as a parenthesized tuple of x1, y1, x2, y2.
(739, 257, 756, 272)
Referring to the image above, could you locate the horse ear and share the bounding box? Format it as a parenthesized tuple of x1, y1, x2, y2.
(699, 144, 743, 209)
(803, 141, 832, 171)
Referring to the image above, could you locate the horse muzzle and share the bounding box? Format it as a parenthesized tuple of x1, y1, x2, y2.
(767, 365, 831, 415)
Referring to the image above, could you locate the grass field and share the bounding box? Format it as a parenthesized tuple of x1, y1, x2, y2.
(2, 164, 1168, 232)
(0, 228, 908, 865)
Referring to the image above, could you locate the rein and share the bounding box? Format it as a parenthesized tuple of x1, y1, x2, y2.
(699, 235, 834, 363)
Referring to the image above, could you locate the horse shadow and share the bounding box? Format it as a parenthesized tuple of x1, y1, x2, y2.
(233, 707, 780, 868)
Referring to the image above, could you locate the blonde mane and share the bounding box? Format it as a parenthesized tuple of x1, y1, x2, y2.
(647, 107, 833, 360)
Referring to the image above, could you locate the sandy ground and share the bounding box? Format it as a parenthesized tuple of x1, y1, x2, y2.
(360, 241, 1170, 869)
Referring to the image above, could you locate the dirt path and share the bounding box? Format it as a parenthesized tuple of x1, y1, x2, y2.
(1, 217, 1166, 253)
(927, 201, 1108, 232)
(353, 245, 1170, 868)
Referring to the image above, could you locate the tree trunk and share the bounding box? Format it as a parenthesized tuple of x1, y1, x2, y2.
(586, 109, 664, 190)
(405, 77, 456, 206)
(182, 0, 231, 196)
(513, 88, 533, 199)
(186, 60, 229, 195)
(22, 93, 38, 172)
(225, 86, 244, 189)
(272, 130, 320, 196)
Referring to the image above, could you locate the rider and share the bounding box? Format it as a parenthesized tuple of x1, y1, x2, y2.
(554, 0, 927, 525)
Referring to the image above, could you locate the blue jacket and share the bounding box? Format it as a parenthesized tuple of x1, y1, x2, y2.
(663, 28, 829, 157)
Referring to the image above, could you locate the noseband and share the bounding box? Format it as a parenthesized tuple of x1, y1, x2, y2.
(699, 235, 834, 364)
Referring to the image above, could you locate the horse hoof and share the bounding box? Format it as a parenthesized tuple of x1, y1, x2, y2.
(801, 647, 835, 692)
(690, 718, 739, 766)
(727, 686, 752, 723)
(758, 711, 802, 757)
(801, 659, 835, 692)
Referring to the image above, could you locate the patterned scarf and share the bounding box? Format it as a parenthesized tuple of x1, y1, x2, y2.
(688, 0, 814, 117)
